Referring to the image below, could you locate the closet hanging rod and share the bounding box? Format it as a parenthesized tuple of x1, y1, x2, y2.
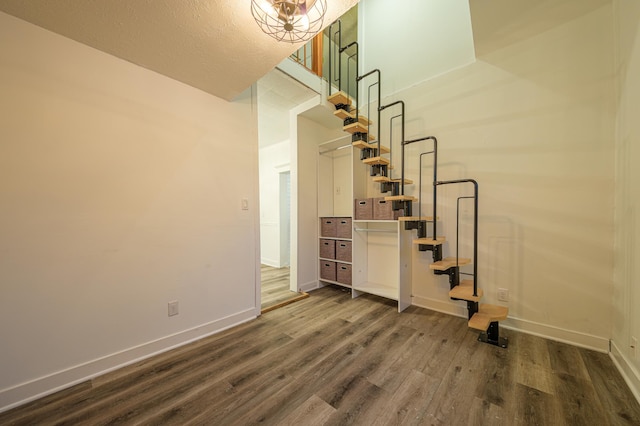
(318, 134, 351, 146)
(353, 227, 397, 233)
(319, 143, 352, 155)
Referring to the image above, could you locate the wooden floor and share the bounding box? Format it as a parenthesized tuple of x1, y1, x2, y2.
(2, 285, 640, 425)
(261, 264, 306, 311)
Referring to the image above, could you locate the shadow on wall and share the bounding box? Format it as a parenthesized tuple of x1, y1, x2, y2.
(404, 2, 615, 340)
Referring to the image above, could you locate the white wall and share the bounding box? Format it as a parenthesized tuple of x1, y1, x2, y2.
(612, 0, 640, 401)
(360, 4, 616, 351)
(359, 0, 476, 96)
(0, 12, 260, 410)
(259, 140, 290, 267)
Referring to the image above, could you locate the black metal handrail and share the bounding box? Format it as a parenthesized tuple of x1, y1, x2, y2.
(389, 114, 402, 179)
(405, 136, 438, 237)
(379, 101, 404, 193)
(436, 179, 479, 297)
(327, 20, 342, 96)
(366, 82, 378, 137)
(356, 69, 381, 152)
(456, 196, 475, 271)
(418, 150, 435, 220)
(346, 53, 357, 105)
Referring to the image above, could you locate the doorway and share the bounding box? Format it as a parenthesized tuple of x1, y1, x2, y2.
(257, 69, 316, 312)
(260, 170, 305, 312)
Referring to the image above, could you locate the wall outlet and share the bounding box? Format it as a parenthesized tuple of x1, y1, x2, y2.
(241, 198, 249, 210)
(632, 337, 638, 359)
(497, 288, 509, 302)
(168, 301, 179, 317)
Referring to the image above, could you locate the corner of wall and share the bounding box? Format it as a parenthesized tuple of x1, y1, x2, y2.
(610, 340, 640, 405)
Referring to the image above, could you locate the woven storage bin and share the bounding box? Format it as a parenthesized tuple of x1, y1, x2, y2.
(374, 197, 404, 220)
(336, 217, 352, 239)
(354, 198, 373, 220)
(373, 197, 392, 220)
(319, 239, 336, 259)
(320, 260, 336, 282)
(320, 217, 337, 237)
(335, 240, 352, 262)
(336, 263, 352, 286)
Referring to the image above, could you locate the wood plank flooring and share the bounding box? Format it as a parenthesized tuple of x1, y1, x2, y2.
(2, 285, 639, 425)
(261, 265, 308, 312)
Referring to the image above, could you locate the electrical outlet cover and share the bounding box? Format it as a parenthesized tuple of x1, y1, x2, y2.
(168, 301, 179, 317)
(498, 288, 509, 302)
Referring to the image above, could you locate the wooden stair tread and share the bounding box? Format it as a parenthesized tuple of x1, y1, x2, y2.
(384, 195, 417, 202)
(413, 237, 446, 245)
(363, 156, 390, 166)
(343, 122, 372, 135)
(430, 257, 471, 271)
(372, 176, 413, 184)
(354, 134, 376, 142)
(334, 109, 351, 120)
(333, 109, 372, 125)
(468, 304, 509, 331)
(352, 141, 390, 154)
(327, 91, 351, 106)
(397, 216, 436, 221)
(449, 279, 483, 302)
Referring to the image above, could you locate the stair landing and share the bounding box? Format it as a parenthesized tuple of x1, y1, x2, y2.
(468, 304, 508, 331)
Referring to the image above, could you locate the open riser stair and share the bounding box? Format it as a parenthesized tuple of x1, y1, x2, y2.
(325, 19, 508, 348)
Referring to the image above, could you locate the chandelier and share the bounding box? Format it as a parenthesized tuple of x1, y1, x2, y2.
(251, 0, 328, 43)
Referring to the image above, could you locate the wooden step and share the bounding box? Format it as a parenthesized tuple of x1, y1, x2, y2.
(468, 304, 508, 331)
(397, 216, 436, 222)
(449, 279, 483, 302)
(413, 237, 446, 246)
(363, 157, 390, 166)
(384, 195, 416, 202)
(430, 257, 471, 271)
(352, 141, 390, 154)
(343, 122, 369, 134)
(334, 109, 372, 125)
(372, 176, 413, 184)
(353, 133, 376, 142)
(327, 91, 351, 107)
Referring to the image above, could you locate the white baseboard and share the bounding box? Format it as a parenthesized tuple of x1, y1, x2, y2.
(412, 295, 467, 318)
(610, 340, 640, 405)
(260, 258, 280, 268)
(501, 317, 609, 353)
(411, 296, 609, 353)
(298, 279, 320, 293)
(0, 309, 257, 413)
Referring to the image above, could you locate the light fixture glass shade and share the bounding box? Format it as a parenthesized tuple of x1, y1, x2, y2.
(251, 0, 328, 43)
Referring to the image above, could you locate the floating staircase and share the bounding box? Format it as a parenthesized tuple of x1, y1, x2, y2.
(326, 19, 508, 348)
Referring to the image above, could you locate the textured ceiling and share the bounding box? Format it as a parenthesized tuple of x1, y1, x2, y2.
(0, 0, 359, 101)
